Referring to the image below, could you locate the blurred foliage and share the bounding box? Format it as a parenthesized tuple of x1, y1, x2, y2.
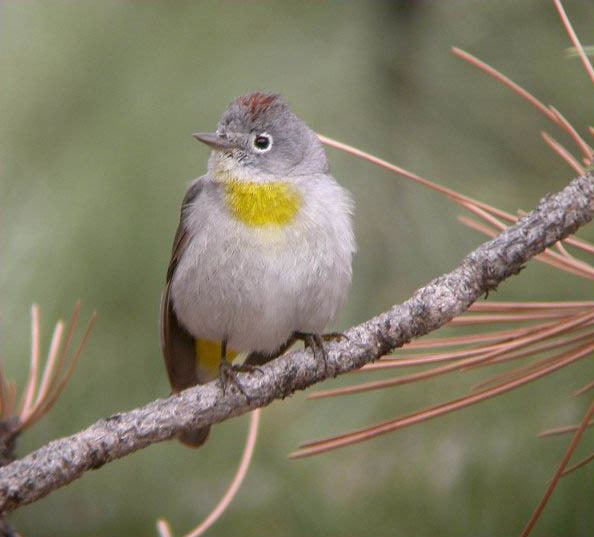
(0, 1, 593, 536)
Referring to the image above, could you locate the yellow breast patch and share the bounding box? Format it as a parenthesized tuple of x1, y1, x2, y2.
(223, 180, 301, 227)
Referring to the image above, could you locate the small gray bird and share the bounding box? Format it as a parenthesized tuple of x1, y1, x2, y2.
(160, 92, 355, 447)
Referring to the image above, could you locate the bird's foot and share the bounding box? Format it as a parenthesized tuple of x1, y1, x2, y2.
(218, 361, 264, 400)
(234, 363, 264, 375)
(218, 361, 251, 400)
(319, 331, 349, 343)
(295, 331, 347, 376)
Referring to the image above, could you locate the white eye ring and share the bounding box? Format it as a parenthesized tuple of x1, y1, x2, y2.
(252, 132, 273, 153)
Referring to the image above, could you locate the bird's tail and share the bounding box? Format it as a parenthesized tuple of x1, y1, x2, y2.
(161, 283, 236, 448)
(175, 339, 237, 448)
(178, 426, 211, 448)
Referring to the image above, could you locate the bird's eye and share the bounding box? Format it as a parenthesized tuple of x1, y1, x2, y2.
(253, 133, 272, 153)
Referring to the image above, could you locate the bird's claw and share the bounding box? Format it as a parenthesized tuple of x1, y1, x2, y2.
(295, 331, 345, 376)
(320, 331, 349, 343)
(233, 363, 264, 376)
(218, 361, 251, 400)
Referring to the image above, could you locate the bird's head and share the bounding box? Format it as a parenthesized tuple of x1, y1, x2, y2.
(194, 92, 328, 182)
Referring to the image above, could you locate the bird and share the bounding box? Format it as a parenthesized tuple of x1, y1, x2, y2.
(160, 92, 356, 447)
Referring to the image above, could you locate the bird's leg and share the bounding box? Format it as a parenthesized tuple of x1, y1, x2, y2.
(218, 340, 250, 399)
(294, 331, 347, 376)
(298, 333, 328, 375)
(218, 340, 265, 399)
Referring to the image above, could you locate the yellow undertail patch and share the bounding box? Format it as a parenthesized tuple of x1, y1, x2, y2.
(195, 338, 238, 379)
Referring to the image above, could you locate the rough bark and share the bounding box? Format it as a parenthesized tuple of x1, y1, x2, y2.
(0, 172, 592, 514)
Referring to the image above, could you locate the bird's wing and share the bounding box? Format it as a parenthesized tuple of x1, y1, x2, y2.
(160, 180, 206, 391)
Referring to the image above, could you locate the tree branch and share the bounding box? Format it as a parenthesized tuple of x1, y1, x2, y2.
(0, 172, 592, 514)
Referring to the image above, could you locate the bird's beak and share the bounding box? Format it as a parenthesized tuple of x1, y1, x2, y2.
(192, 132, 236, 151)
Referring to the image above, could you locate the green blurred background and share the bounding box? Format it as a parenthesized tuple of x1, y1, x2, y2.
(1, 1, 593, 535)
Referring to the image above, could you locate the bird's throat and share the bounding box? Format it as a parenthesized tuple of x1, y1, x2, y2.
(222, 178, 301, 227)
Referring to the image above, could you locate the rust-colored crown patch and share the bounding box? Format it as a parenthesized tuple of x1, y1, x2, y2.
(238, 92, 281, 118)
